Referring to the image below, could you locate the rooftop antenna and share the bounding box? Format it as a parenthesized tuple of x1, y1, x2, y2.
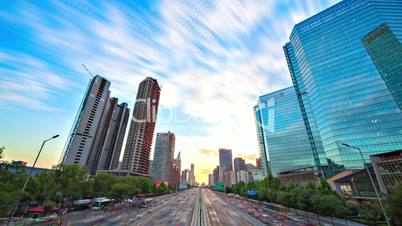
(82, 64, 94, 78)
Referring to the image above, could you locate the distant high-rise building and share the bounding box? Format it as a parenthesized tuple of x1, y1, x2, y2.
(181, 169, 190, 182)
(213, 166, 220, 184)
(219, 148, 233, 172)
(121, 77, 161, 176)
(208, 174, 215, 187)
(233, 157, 246, 172)
(63, 75, 110, 167)
(256, 158, 261, 170)
(96, 101, 130, 172)
(246, 163, 256, 171)
(188, 163, 196, 186)
(284, 0, 402, 176)
(254, 87, 326, 176)
(148, 160, 153, 176)
(223, 171, 236, 187)
(169, 152, 181, 186)
(236, 170, 249, 184)
(172, 152, 181, 172)
(151, 131, 175, 181)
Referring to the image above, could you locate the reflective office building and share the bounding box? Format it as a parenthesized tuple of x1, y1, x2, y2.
(254, 87, 326, 176)
(283, 0, 402, 174)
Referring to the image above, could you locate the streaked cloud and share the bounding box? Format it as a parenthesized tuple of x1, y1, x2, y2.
(0, 0, 339, 182)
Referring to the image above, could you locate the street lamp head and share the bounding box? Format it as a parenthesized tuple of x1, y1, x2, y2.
(341, 143, 351, 147)
(52, 135, 60, 139)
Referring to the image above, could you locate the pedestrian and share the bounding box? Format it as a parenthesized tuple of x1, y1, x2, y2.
(56, 216, 63, 226)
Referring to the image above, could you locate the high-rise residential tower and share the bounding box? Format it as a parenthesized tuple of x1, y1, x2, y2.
(151, 131, 176, 181)
(96, 101, 130, 172)
(254, 87, 326, 176)
(283, 0, 402, 175)
(121, 77, 161, 176)
(219, 148, 233, 172)
(63, 75, 111, 167)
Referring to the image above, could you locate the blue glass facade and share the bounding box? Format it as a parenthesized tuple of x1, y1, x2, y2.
(284, 0, 402, 174)
(254, 105, 270, 175)
(254, 87, 326, 176)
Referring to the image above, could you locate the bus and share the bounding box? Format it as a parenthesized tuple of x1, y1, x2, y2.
(72, 199, 91, 211)
(92, 197, 114, 210)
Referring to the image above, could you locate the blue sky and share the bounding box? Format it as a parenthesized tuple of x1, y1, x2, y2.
(0, 0, 339, 182)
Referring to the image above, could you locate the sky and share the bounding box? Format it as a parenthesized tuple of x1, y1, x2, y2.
(0, 0, 339, 183)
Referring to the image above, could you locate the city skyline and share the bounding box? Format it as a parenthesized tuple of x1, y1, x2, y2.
(0, 0, 340, 183)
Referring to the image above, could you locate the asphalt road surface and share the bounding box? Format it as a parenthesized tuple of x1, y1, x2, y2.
(62, 188, 269, 226)
(202, 189, 264, 226)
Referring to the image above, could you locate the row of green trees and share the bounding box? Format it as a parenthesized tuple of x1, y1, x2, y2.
(227, 176, 402, 225)
(0, 147, 172, 217)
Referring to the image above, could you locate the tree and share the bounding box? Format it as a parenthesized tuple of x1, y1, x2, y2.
(359, 203, 382, 222)
(31, 171, 60, 204)
(56, 164, 90, 200)
(110, 183, 132, 201)
(296, 187, 314, 211)
(0, 146, 5, 161)
(277, 191, 295, 207)
(43, 200, 56, 213)
(386, 185, 402, 225)
(311, 194, 348, 217)
(93, 173, 117, 197)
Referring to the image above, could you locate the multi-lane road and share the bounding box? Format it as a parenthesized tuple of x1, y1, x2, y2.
(202, 189, 264, 226)
(62, 188, 298, 226)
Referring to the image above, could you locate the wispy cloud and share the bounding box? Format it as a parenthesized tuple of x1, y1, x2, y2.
(198, 149, 218, 157)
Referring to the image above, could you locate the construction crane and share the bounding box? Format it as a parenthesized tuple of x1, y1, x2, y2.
(82, 64, 94, 78)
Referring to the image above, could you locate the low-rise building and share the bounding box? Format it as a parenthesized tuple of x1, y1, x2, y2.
(327, 168, 380, 201)
(371, 150, 402, 193)
(248, 169, 265, 182)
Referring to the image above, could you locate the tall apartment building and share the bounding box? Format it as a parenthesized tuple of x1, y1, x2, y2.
(254, 87, 326, 176)
(151, 131, 176, 181)
(63, 75, 110, 167)
(63, 75, 131, 175)
(96, 101, 129, 171)
(121, 77, 161, 176)
(283, 0, 402, 176)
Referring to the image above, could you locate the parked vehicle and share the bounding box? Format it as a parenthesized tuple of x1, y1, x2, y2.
(92, 197, 114, 210)
(72, 199, 91, 211)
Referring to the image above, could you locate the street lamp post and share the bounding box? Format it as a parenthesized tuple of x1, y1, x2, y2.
(341, 143, 390, 226)
(7, 135, 59, 225)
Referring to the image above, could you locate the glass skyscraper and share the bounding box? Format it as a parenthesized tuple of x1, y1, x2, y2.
(283, 0, 402, 174)
(254, 87, 326, 176)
